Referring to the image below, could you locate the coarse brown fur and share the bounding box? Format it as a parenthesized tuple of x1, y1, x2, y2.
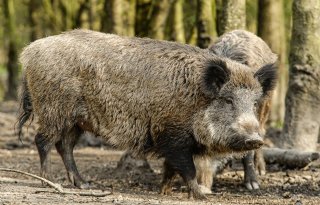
(18, 29, 276, 199)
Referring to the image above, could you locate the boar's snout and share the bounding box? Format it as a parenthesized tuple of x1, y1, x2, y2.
(228, 132, 264, 151)
(228, 113, 264, 151)
(244, 133, 264, 150)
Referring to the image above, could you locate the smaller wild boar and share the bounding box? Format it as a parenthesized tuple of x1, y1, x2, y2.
(192, 30, 277, 193)
(18, 29, 276, 199)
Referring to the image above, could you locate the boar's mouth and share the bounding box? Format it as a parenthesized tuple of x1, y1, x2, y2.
(228, 135, 264, 151)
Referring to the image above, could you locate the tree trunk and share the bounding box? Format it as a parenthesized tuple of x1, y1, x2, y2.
(101, 0, 124, 35)
(196, 0, 217, 48)
(258, 0, 287, 127)
(246, 0, 258, 33)
(3, 0, 19, 100)
(147, 0, 173, 39)
(135, 0, 152, 37)
(28, 0, 42, 41)
(172, 0, 185, 43)
(263, 148, 319, 169)
(122, 0, 136, 36)
(74, 0, 89, 28)
(280, 0, 320, 151)
(218, 0, 246, 35)
(43, 0, 61, 34)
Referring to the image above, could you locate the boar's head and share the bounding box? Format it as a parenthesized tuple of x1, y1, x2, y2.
(193, 58, 277, 154)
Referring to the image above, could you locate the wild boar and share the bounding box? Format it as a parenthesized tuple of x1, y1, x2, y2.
(18, 29, 276, 199)
(193, 30, 277, 193)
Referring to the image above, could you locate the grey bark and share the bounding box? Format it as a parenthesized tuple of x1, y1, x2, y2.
(280, 0, 320, 151)
(218, 0, 246, 35)
(196, 0, 216, 48)
(258, 0, 287, 126)
(263, 148, 320, 169)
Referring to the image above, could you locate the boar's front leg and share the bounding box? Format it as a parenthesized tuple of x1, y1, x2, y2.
(242, 151, 259, 190)
(160, 159, 177, 195)
(162, 151, 207, 199)
(55, 126, 88, 189)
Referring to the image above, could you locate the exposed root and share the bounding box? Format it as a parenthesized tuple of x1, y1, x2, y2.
(0, 168, 112, 197)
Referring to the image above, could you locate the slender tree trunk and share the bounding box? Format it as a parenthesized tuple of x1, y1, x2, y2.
(172, 0, 185, 43)
(3, 0, 19, 100)
(246, 0, 258, 33)
(122, 0, 136, 36)
(101, 0, 124, 34)
(147, 0, 174, 39)
(218, 0, 246, 35)
(187, 25, 197, 45)
(258, 0, 287, 127)
(74, 0, 89, 28)
(280, 0, 320, 151)
(135, 0, 152, 37)
(28, 0, 42, 41)
(196, 0, 217, 48)
(43, 0, 61, 34)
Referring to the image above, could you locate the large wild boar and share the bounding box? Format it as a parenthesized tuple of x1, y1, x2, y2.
(193, 30, 277, 193)
(18, 29, 276, 199)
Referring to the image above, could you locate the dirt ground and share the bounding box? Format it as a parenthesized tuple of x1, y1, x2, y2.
(0, 101, 320, 205)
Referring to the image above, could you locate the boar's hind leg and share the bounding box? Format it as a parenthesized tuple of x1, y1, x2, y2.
(35, 133, 54, 182)
(55, 126, 88, 189)
(160, 160, 177, 195)
(242, 151, 259, 190)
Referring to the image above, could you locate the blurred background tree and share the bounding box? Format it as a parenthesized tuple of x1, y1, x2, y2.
(0, 0, 319, 151)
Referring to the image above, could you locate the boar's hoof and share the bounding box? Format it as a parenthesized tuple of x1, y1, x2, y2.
(40, 171, 51, 186)
(244, 180, 260, 190)
(160, 185, 172, 195)
(245, 139, 264, 150)
(198, 185, 212, 194)
(189, 189, 208, 200)
(68, 172, 89, 189)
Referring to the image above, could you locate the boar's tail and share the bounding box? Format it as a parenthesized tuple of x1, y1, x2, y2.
(17, 77, 33, 142)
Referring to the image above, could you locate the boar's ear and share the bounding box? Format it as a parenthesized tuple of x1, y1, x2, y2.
(201, 59, 231, 96)
(254, 63, 278, 95)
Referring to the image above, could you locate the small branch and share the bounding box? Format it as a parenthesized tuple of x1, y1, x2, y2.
(262, 148, 320, 169)
(0, 168, 111, 197)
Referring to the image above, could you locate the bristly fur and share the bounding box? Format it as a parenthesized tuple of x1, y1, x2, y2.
(254, 63, 278, 95)
(201, 59, 231, 97)
(19, 29, 276, 198)
(17, 77, 33, 141)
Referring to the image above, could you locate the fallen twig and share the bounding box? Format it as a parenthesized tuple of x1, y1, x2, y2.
(0, 168, 112, 197)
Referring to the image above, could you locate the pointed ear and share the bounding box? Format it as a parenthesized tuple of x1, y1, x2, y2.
(201, 59, 231, 96)
(254, 63, 278, 95)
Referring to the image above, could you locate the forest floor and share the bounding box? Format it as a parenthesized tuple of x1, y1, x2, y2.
(0, 101, 320, 205)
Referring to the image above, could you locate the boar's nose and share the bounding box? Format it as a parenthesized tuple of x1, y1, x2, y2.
(245, 133, 264, 149)
(245, 139, 264, 149)
(237, 114, 260, 134)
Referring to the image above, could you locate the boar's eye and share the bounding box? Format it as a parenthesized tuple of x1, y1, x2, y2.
(220, 96, 233, 106)
(253, 100, 258, 112)
(225, 97, 233, 105)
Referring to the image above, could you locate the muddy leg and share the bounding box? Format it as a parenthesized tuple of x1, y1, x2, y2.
(55, 126, 88, 188)
(194, 157, 213, 194)
(254, 149, 266, 175)
(35, 133, 54, 181)
(160, 160, 177, 195)
(242, 151, 259, 190)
